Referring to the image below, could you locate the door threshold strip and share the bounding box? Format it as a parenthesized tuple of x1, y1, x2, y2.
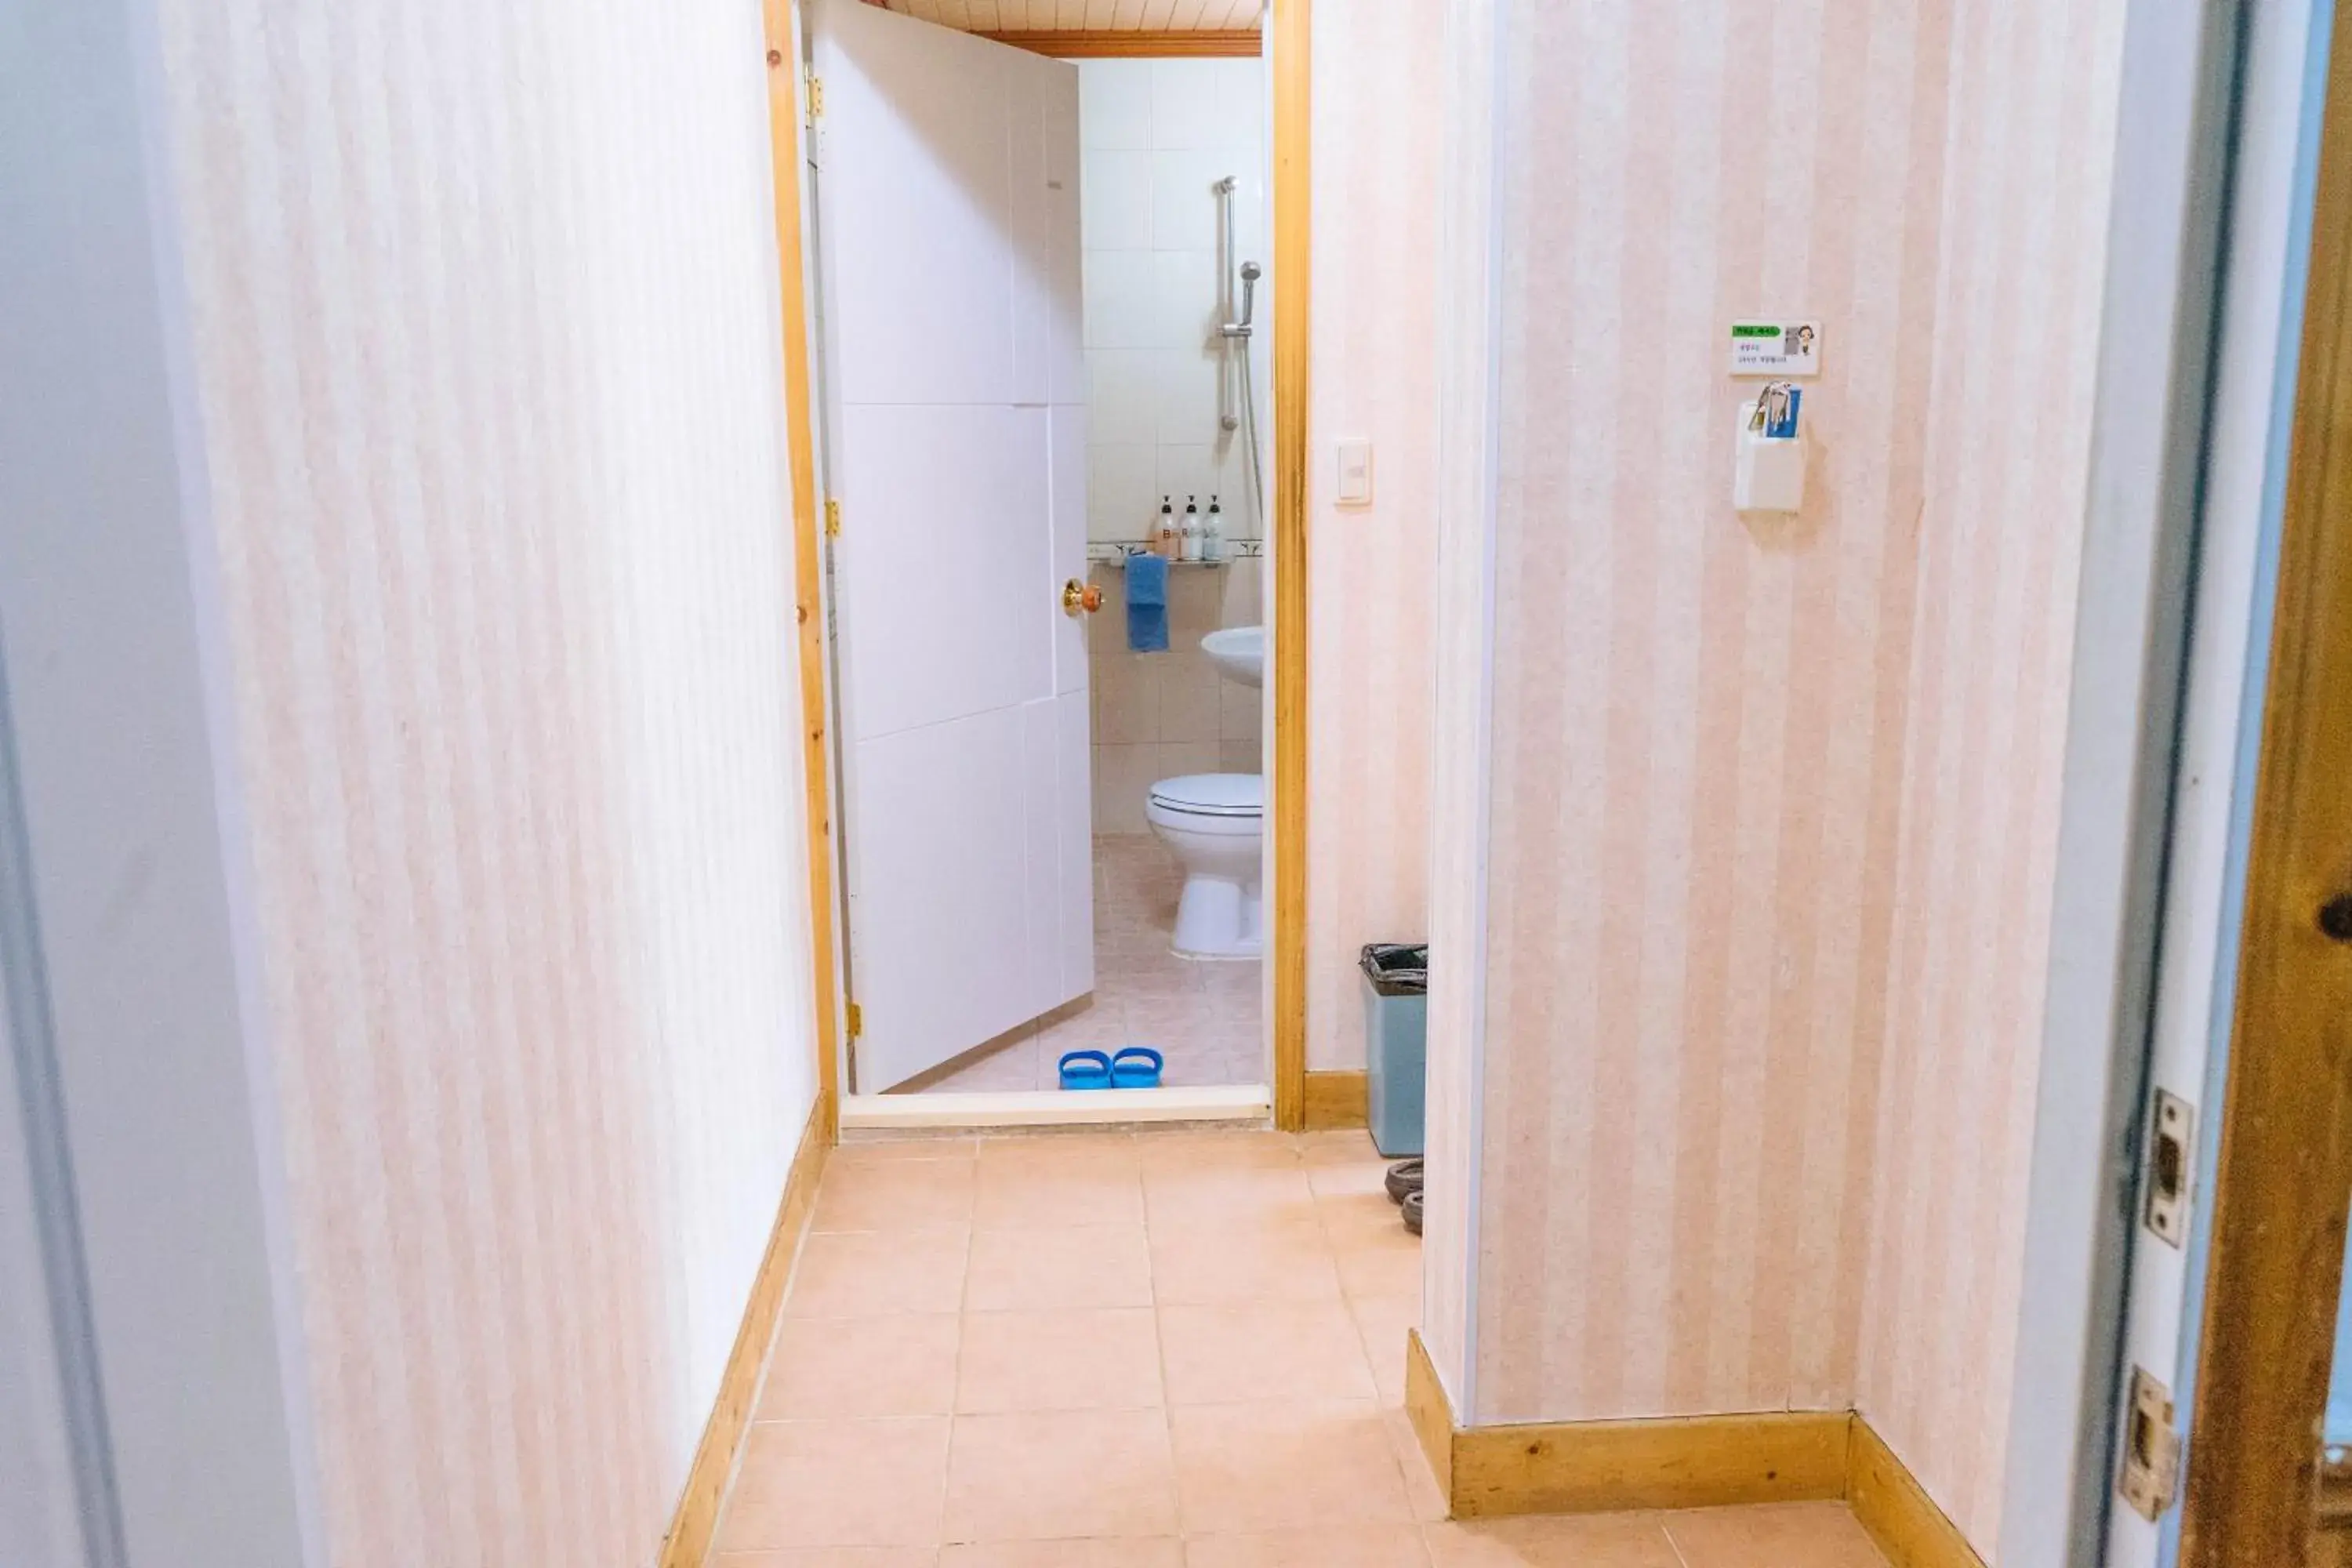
(840, 1083, 1272, 1132)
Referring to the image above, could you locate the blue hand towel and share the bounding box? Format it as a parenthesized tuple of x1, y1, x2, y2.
(1125, 552, 1169, 652)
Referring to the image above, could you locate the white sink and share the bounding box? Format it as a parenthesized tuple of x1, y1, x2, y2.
(1201, 625, 1265, 688)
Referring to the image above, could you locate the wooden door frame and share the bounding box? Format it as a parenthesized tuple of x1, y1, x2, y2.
(1267, 0, 1309, 1129)
(2179, 10, 2352, 1560)
(764, 0, 842, 1141)
(761, 2, 1315, 1130)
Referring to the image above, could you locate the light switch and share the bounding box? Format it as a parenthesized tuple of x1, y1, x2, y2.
(1335, 439, 1374, 506)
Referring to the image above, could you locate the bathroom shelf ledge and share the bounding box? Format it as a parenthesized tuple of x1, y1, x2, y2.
(1088, 538, 1264, 567)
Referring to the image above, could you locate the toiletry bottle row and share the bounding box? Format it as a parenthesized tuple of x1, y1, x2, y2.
(1152, 495, 1229, 562)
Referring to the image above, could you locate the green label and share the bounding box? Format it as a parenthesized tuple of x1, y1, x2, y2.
(1731, 324, 1781, 339)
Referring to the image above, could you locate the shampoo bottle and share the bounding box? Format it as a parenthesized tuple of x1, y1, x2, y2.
(1203, 496, 1225, 562)
(1154, 495, 1178, 557)
(1180, 495, 1204, 561)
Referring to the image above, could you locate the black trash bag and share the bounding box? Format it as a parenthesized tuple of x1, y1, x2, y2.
(1359, 942, 1428, 996)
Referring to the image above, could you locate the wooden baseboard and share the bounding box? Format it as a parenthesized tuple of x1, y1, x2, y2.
(1847, 1414, 1985, 1568)
(1449, 1408, 1849, 1517)
(657, 1088, 833, 1568)
(1404, 1330, 1456, 1498)
(1402, 1330, 1980, 1566)
(1301, 1069, 1368, 1131)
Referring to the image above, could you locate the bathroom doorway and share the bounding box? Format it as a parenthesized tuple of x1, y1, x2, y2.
(789, 2, 1299, 1118)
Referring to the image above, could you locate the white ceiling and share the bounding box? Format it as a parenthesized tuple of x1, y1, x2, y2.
(882, 0, 1265, 31)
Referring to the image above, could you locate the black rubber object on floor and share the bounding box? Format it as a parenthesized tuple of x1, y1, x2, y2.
(1384, 1158, 1424, 1205)
(1401, 1189, 1423, 1236)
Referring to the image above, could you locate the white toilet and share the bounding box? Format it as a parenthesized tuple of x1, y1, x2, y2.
(1145, 772, 1264, 959)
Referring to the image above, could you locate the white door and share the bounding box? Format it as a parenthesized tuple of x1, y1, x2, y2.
(809, 0, 1092, 1092)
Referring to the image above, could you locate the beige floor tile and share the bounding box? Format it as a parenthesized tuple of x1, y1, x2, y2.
(761, 1315, 962, 1419)
(975, 1160, 1147, 1231)
(966, 1223, 1154, 1312)
(976, 1131, 1144, 1171)
(787, 1229, 970, 1318)
(1143, 1167, 1319, 1229)
(945, 1408, 1180, 1541)
(716, 1552, 939, 1568)
(815, 1160, 978, 1233)
(1317, 1189, 1412, 1237)
(1153, 1037, 1249, 1088)
(1305, 1157, 1391, 1199)
(1149, 1220, 1344, 1305)
(1423, 1515, 1683, 1566)
(1205, 999, 1264, 1040)
(1183, 1526, 1430, 1568)
(956, 1307, 1165, 1412)
(1333, 1230, 1424, 1300)
(1169, 1400, 1412, 1534)
(1134, 1130, 1298, 1173)
(1034, 1007, 1131, 1060)
(1159, 1301, 1378, 1405)
(1383, 1409, 1450, 1523)
(1293, 1130, 1383, 1167)
(939, 1541, 1185, 1567)
(1100, 970, 1203, 1008)
(1346, 1296, 1421, 1408)
(1196, 962, 1263, 1001)
(1661, 1501, 1888, 1567)
(717, 1420, 950, 1550)
(834, 1138, 979, 1166)
(1122, 1004, 1219, 1051)
(925, 1033, 1047, 1093)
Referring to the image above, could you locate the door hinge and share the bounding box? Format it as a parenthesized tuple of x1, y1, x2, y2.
(2143, 1088, 2196, 1247)
(824, 497, 842, 537)
(804, 70, 824, 125)
(2118, 1366, 2183, 1520)
(846, 1000, 862, 1038)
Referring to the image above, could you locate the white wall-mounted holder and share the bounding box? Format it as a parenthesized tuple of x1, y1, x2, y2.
(1335, 438, 1374, 506)
(1733, 396, 1807, 514)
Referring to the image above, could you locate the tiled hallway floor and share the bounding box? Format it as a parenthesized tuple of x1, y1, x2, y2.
(711, 1129, 1889, 1567)
(911, 836, 1263, 1094)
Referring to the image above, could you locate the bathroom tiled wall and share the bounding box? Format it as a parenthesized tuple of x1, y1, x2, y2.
(1088, 557, 1263, 833)
(1078, 57, 1269, 546)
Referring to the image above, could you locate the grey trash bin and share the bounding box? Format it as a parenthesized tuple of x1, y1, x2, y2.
(1360, 943, 1427, 1158)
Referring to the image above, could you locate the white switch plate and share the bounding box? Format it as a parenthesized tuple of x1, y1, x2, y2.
(1335, 439, 1374, 506)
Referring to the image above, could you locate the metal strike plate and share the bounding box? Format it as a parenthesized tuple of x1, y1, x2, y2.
(2143, 1089, 2195, 1248)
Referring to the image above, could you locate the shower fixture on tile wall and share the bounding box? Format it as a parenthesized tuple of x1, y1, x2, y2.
(1214, 175, 1265, 523)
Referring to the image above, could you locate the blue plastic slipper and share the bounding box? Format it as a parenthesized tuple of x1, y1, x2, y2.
(1058, 1049, 1114, 1091)
(1110, 1047, 1163, 1089)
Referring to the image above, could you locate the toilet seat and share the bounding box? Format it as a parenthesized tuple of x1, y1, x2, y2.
(1148, 772, 1263, 818)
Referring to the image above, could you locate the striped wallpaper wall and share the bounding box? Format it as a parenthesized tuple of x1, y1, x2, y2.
(154, 0, 821, 1563)
(1303, 1, 1445, 1072)
(1472, 0, 1954, 1422)
(1857, 0, 2127, 1546)
(1417, 0, 1505, 1406)
(1434, 0, 2125, 1553)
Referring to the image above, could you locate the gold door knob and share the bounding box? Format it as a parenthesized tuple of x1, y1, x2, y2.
(1062, 579, 1104, 615)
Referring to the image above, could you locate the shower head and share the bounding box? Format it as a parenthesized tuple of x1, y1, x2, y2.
(1232, 261, 1261, 332)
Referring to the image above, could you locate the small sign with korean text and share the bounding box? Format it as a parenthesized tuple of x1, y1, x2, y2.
(1730, 320, 1821, 377)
